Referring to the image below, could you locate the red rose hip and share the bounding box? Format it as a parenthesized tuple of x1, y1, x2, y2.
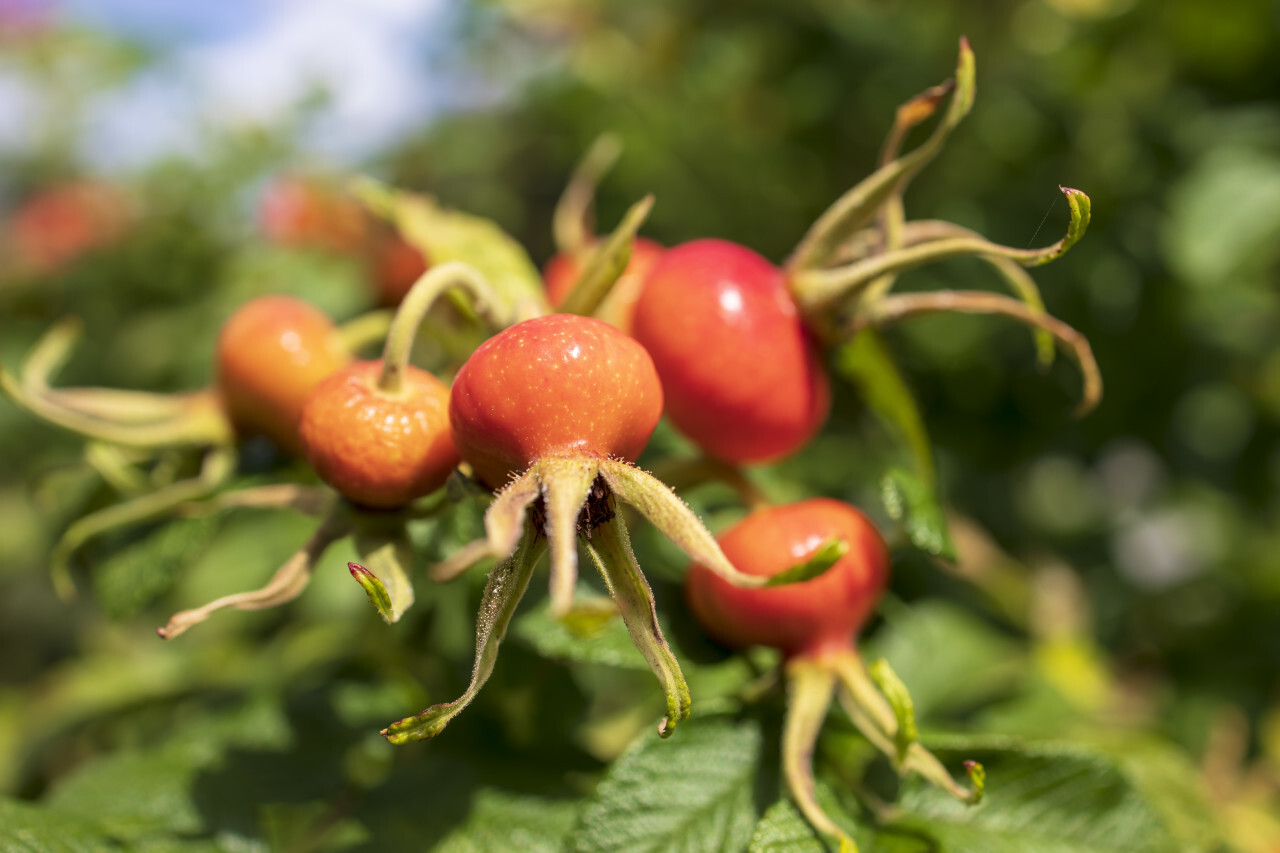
(449, 313, 663, 487)
(685, 498, 889, 660)
(631, 239, 829, 464)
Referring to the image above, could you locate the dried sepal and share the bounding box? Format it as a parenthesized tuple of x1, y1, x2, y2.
(156, 510, 349, 640)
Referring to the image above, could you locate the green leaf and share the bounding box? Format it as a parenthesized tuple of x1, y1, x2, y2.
(882, 736, 1187, 853)
(514, 596, 650, 671)
(353, 178, 549, 322)
(863, 599, 1026, 721)
(436, 788, 581, 853)
(0, 798, 121, 852)
(833, 331, 934, 485)
(92, 515, 220, 620)
(44, 742, 209, 839)
(568, 715, 766, 853)
(880, 468, 954, 561)
(352, 528, 416, 624)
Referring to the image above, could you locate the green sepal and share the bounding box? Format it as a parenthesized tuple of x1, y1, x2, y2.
(764, 537, 848, 588)
(350, 523, 415, 624)
(869, 657, 919, 766)
(557, 194, 655, 319)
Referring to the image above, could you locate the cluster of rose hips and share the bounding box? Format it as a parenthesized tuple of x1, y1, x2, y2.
(3, 39, 1097, 850)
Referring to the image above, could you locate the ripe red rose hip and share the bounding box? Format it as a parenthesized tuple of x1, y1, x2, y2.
(543, 236, 664, 333)
(630, 239, 829, 465)
(449, 313, 663, 487)
(685, 498, 889, 660)
(215, 295, 351, 454)
(298, 360, 457, 508)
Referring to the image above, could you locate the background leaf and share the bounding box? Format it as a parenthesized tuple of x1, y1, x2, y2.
(568, 715, 768, 853)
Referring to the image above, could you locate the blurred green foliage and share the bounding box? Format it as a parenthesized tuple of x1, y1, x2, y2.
(1, 0, 1279, 849)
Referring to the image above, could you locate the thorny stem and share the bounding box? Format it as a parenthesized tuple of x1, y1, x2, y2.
(854, 290, 1102, 416)
(377, 261, 501, 396)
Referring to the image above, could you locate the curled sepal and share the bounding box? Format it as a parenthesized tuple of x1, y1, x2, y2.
(766, 537, 849, 588)
(51, 445, 238, 601)
(868, 658, 918, 765)
(597, 459, 767, 590)
(782, 658, 859, 851)
(792, 186, 1092, 312)
(536, 455, 601, 619)
(900, 220, 1055, 367)
(557, 194, 655, 319)
(553, 132, 623, 255)
(156, 510, 349, 640)
(832, 650, 983, 805)
(178, 484, 335, 518)
(428, 467, 541, 582)
(787, 37, 975, 273)
(352, 177, 550, 324)
(584, 512, 691, 737)
(0, 365, 232, 449)
(855, 289, 1102, 416)
(382, 522, 545, 744)
(351, 526, 415, 624)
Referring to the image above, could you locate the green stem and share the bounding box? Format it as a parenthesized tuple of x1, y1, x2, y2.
(377, 261, 501, 396)
(586, 513, 691, 737)
(382, 521, 545, 744)
(783, 658, 857, 849)
(335, 309, 394, 355)
(51, 445, 237, 601)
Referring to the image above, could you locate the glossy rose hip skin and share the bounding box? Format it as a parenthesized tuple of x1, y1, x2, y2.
(298, 360, 457, 509)
(449, 314, 663, 488)
(631, 239, 829, 465)
(685, 498, 890, 660)
(215, 295, 351, 454)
